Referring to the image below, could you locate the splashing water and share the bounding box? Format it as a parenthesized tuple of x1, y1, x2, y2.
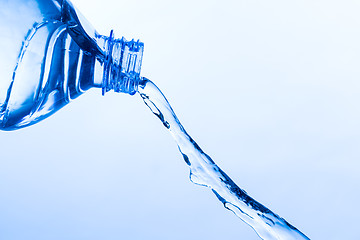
(137, 78, 309, 240)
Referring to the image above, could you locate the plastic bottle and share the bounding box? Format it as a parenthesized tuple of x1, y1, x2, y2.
(0, 0, 144, 130)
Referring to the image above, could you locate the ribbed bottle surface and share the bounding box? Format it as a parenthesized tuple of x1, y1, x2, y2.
(0, 0, 143, 130)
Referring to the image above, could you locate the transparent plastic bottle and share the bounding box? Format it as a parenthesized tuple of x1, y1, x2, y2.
(0, 0, 143, 130)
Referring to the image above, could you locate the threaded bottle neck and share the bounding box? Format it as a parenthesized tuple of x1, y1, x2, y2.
(99, 31, 144, 95)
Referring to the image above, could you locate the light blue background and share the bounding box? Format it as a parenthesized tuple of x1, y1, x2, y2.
(1, 0, 360, 239)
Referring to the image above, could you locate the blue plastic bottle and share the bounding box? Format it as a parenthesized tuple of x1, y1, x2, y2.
(0, 0, 143, 130)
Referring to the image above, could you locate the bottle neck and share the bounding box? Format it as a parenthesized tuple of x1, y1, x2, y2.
(96, 31, 144, 96)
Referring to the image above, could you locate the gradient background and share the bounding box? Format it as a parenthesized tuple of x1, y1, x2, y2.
(1, 0, 360, 239)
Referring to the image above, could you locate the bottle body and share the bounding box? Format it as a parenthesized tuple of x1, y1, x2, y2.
(0, 0, 143, 130)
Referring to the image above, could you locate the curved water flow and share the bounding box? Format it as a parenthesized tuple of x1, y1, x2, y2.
(137, 78, 309, 240)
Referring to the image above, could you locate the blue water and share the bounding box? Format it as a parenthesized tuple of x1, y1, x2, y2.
(137, 77, 310, 240)
(0, 0, 143, 130)
(0, 1, 310, 238)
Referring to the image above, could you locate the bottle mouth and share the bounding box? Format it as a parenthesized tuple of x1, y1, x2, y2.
(101, 30, 144, 95)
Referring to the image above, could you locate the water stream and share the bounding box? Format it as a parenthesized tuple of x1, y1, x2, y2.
(137, 77, 309, 240)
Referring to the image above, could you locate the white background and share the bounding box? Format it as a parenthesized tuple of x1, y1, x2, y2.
(1, 0, 360, 239)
